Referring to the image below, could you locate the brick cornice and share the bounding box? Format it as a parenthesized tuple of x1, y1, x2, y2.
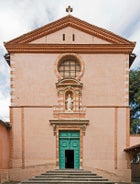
(5, 43, 135, 54)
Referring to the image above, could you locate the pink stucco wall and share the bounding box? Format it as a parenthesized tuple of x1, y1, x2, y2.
(130, 135, 140, 146)
(11, 52, 129, 106)
(9, 50, 131, 182)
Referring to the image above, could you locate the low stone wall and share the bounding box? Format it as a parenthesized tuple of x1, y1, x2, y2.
(0, 120, 10, 183)
(8, 163, 56, 182)
(132, 163, 140, 182)
(83, 166, 131, 183)
(0, 170, 9, 183)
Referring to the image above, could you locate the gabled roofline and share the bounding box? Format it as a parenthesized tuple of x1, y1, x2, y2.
(4, 15, 136, 46)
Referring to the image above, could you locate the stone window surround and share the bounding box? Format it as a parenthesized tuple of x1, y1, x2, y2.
(58, 58, 81, 79)
(55, 53, 85, 81)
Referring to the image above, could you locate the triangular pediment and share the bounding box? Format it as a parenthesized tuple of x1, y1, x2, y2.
(5, 15, 135, 45)
(29, 26, 111, 45)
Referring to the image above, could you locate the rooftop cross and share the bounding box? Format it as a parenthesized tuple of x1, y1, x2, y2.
(66, 5, 73, 14)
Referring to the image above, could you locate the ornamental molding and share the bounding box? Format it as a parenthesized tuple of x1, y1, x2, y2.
(56, 78, 83, 88)
(50, 119, 89, 135)
(5, 43, 135, 54)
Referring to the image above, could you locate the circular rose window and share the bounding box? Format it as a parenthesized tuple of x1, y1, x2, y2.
(58, 56, 81, 79)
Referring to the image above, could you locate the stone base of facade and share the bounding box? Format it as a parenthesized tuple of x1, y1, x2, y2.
(84, 166, 131, 183)
(8, 163, 56, 182)
(0, 169, 9, 183)
(3, 164, 131, 183)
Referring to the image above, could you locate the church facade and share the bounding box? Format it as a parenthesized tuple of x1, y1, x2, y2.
(4, 15, 137, 182)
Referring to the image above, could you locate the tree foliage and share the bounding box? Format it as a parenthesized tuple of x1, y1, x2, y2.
(129, 69, 140, 134)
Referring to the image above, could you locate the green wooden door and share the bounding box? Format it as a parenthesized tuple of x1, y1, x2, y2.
(59, 130, 80, 169)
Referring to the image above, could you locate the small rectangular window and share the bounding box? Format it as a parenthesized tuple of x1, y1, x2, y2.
(63, 34, 65, 41)
(72, 34, 75, 41)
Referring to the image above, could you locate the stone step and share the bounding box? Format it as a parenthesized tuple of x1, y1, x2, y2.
(30, 178, 108, 181)
(20, 170, 115, 184)
(41, 173, 97, 177)
(22, 181, 114, 184)
(48, 169, 87, 171)
(35, 174, 101, 178)
(47, 169, 92, 174)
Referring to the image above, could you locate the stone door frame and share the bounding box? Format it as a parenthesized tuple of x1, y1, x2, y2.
(50, 119, 89, 168)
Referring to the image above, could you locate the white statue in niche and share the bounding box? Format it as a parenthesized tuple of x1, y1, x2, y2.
(66, 94, 73, 111)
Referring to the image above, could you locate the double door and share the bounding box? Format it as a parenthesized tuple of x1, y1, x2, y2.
(59, 130, 80, 169)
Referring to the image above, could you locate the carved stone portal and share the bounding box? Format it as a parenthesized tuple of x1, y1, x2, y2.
(50, 119, 89, 136)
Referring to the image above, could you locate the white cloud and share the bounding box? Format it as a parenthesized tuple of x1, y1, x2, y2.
(0, 0, 63, 43)
(0, 91, 10, 121)
(0, 47, 10, 122)
(129, 24, 140, 69)
(0, 0, 140, 120)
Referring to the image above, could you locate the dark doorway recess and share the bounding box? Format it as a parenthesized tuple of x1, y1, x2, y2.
(65, 150, 74, 168)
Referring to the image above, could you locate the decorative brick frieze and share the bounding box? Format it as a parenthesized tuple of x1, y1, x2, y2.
(10, 67, 16, 71)
(10, 57, 16, 106)
(10, 59, 15, 64)
(10, 95, 16, 99)
(123, 55, 129, 105)
(11, 88, 15, 92)
(123, 57, 129, 106)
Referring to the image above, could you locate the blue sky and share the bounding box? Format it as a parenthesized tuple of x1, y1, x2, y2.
(0, 0, 140, 121)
